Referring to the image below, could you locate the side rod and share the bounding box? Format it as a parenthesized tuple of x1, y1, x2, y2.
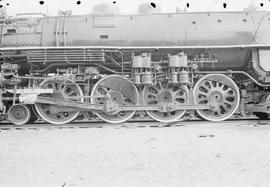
(35, 96, 210, 112)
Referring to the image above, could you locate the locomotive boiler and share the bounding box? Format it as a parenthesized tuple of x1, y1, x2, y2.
(1, 8, 270, 125)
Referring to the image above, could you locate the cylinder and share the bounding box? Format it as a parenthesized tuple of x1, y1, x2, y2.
(134, 72, 141, 84)
(179, 70, 189, 84)
(142, 71, 152, 84)
(171, 72, 178, 84)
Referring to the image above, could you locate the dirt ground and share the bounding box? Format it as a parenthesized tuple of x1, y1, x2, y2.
(0, 121, 270, 187)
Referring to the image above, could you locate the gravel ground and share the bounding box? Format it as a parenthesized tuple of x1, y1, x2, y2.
(0, 121, 270, 187)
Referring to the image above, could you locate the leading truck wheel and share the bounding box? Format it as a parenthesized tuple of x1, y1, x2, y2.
(34, 76, 84, 125)
(193, 74, 240, 121)
(91, 75, 139, 124)
(8, 104, 31, 125)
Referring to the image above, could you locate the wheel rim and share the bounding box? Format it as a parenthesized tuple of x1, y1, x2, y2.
(35, 76, 83, 125)
(91, 75, 139, 123)
(8, 104, 31, 125)
(143, 82, 188, 123)
(193, 74, 240, 121)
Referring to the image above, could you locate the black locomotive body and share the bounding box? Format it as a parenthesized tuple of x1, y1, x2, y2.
(1, 11, 270, 124)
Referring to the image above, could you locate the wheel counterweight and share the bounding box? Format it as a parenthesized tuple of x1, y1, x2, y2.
(193, 74, 240, 121)
(91, 75, 139, 123)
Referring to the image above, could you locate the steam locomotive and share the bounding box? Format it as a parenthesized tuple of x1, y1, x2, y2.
(1, 7, 270, 125)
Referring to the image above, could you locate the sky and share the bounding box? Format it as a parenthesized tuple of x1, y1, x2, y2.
(1, 0, 270, 16)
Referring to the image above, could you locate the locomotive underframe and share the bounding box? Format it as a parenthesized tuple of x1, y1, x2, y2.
(1, 45, 270, 124)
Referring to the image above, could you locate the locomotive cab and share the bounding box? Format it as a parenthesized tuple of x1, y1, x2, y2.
(257, 49, 270, 82)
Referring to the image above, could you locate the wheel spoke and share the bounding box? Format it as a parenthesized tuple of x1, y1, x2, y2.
(224, 100, 234, 106)
(198, 98, 208, 104)
(175, 95, 185, 100)
(221, 103, 231, 112)
(224, 88, 234, 97)
(199, 85, 209, 94)
(194, 74, 240, 121)
(149, 86, 159, 94)
(204, 81, 212, 89)
(218, 83, 224, 89)
(35, 76, 83, 125)
(144, 83, 188, 123)
(67, 90, 78, 97)
(198, 90, 208, 96)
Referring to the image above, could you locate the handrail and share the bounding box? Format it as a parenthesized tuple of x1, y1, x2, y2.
(16, 13, 46, 17)
(200, 71, 270, 87)
(1, 44, 270, 51)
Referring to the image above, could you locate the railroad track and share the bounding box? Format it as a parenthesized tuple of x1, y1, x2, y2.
(0, 117, 268, 131)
